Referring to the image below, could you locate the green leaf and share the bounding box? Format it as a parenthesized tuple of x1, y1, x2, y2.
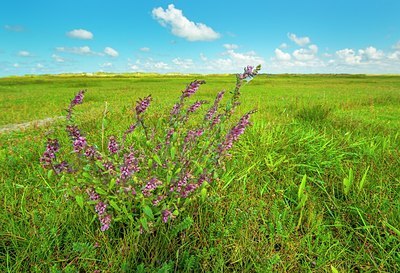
(331, 265, 339, 273)
(298, 174, 307, 199)
(201, 187, 207, 201)
(153, 154, 162, 166)
(108, 178, 116, 190)
(82, 172, 92, 179)
(95, 187, 107, 195)
(343, 168, 353, 195)
(75, 195, 84, 209)
(147, 158, 153, 169)
(109, 200, 121, 212)
(358, 166, 370, 192)
(47, 169, 53, 179)
(140, 217, 149, 232)
(143, 205, 154, 220)
(170, 146, 176, 160)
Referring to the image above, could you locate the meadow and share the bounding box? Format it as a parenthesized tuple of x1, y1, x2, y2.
(0, 73, 399, 272)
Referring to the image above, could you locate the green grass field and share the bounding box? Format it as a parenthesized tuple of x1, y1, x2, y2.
(1, 74, 399, 272)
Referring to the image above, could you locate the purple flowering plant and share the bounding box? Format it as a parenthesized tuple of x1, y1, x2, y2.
(41, 65, 261, 233)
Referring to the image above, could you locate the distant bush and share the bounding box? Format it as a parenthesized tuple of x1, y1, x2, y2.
(295, 104, 331, 123)
(41, 65, 261, 233)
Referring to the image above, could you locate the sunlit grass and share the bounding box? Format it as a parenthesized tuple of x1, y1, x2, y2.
(1, 74, 399, 272)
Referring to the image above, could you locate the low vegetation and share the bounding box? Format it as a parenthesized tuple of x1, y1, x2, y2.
(1, 71, 399, 272)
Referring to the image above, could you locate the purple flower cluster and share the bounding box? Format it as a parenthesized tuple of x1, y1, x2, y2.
(181, 80, 206, 98)
(95, 201, 107, 215)
(170, 103, 181, 116)
(103, 161, 116, 174)
(66, 125, 87, 153)
(108, 136, 119, 154)
(119, 152, 140, 182)
(99, 214, 112, 232)
(219, 110, 255, 153)
(94, 201, 111, 231)
(142, 177, 162, 197)
(238, 65, 261, 81)
(135, 95, 152, 116)
(40, 138, 60, 167)
(85, 145, 102, 160)
(187, 100, 208, 113)
(165, 129, 174, 145)
(53, 161, 71, 174)
(87, 188, 100, 201)
(184, 129, 204, 144)
(67, 90, 85, 120)
(205, 91, 225, 121)
(181, 174, 207, 198)
(162, 209, 174, 223)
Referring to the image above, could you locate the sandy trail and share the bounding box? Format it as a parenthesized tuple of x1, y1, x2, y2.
(0, 116, 63, 134)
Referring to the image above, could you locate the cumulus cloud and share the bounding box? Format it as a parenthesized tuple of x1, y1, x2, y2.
(18, 50, 31, 57)
(288, 33, 311, 46)
(293, 44, 318, 61)
(203, 46, 265, 72)
(274, 48, 291, 61)
(152, 4, 220, 41)
(104, 47, 119, 57)
(66, 29, 93, 40)
(140, 47, 150, 52)
(56, 46, 99, 55)
(358, 46, 384, 60)
(336, 48, 362, 65)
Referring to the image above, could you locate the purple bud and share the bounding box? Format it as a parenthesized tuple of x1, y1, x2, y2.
(108, 136, 119, 154)
(162, 209, 174, 223)
(135, 95, 152, 115)
(181, 80, 205, 98)
(99, 214, 112, 231)
(95, 201, 107, 216)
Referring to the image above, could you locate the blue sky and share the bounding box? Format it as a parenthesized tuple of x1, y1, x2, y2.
(1, 0, 400, 76)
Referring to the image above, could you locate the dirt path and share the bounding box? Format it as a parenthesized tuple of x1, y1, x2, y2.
(0, 116, 64, 134)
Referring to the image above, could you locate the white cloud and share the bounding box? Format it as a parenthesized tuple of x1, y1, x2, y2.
(288, 33, 311, 46)
(152, 4, 220, 41)
(358, 46, 384, 60)
(388, 51, 400, 60)
(51, 54, 65, 63)
(36, 63, 44, 68)
(104, 47, 119, 57)
(223, 44, 238, 50)
(336, 48, 362, 65)
(154, 62, 170, 69)
(172, 58, 194, 69)
(66, 29, 93, 40)
(293, 44, 318, 61)
(18, 50, 31, 57)
(140, 47, 150, 52)
(203, 46, 265, 72)
(130, 59, 171, 71)
(274, 48, 291, 61)
(56, 46, 100, 55)
(279, 43, 288, 49)
(393, 41, 400, 50)
(13, 63, 19, 68)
